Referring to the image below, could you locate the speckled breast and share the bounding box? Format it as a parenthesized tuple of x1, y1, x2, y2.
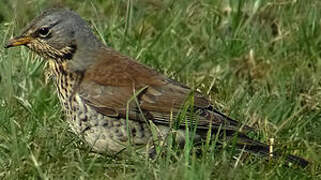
(47, 60, 153, 153)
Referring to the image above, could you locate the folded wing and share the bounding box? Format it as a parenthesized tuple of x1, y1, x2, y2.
(77, 48, 253, 133)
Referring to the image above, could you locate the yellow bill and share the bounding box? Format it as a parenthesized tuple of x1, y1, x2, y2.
(4, 36, 31, 48)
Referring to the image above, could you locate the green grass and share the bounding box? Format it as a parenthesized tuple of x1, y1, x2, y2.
(0, 0, 321, 179)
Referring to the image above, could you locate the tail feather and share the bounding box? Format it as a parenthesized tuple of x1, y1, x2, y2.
(203, 107, 309, 168)
(234, 135, 309, 168)
(211, 109, 255, 132)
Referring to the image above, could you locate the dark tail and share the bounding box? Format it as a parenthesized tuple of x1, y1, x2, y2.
(233, 134, 309, 168)
(203, 107, 310, 168)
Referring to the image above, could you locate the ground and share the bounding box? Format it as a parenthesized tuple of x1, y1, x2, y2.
(0, 0, 320, 179)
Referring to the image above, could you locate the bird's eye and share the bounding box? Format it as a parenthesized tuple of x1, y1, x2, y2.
(38, 27, 50, 37)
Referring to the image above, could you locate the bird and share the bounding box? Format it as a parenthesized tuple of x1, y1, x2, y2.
(5, 8, 309, 168)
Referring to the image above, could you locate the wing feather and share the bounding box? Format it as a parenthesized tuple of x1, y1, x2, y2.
(77, 48, 252, 132)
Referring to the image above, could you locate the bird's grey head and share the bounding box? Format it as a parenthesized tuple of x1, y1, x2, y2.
(5, 8, 101, 61)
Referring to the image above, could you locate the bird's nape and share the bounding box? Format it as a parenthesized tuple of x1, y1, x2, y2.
(4, 8, 310, 169)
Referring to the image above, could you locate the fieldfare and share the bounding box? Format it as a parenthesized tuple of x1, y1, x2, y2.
(4, 8, 309, 167)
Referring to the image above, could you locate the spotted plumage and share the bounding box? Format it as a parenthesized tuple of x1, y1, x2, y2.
(48, 58, 154, 152)
(5, 8, 309, 167)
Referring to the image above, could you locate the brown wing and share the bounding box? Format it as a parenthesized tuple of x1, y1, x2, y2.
(77, 48, 252, 132)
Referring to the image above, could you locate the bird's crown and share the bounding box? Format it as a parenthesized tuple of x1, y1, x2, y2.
(5, 8, 101, 62)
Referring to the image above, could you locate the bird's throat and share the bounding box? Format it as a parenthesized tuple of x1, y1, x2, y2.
(48, 60, 81, 115)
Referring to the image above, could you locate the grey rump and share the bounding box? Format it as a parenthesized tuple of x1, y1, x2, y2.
(4, 8, 309, 167)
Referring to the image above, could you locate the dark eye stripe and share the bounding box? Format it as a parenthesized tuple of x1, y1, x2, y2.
(35, 20, 62, 38)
